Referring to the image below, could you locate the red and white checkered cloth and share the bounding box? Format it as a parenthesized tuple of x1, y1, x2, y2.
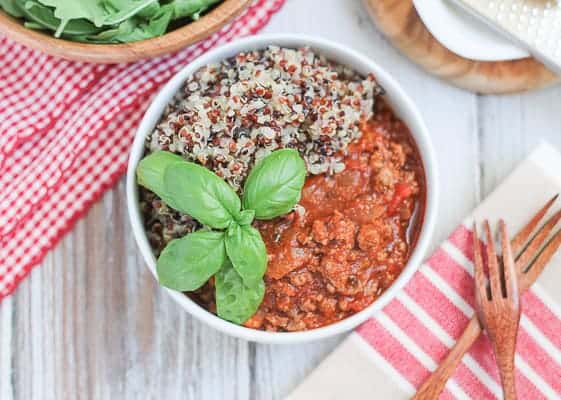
(0, 0, 285, 300)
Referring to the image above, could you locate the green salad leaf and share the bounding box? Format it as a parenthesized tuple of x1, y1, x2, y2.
(135, 0, 160, 18)
(23, 21, 44, 29)
(1, 0, 224, 43)
(169, 0, 221, 19)
(99, 0, 158, 25)
(243, 149, 307, 220)
(225, 223, 267, 287)
(35, 0, 108, 35)
(156, 230, 226, 291)
(109, 4, 172, 42)
(215, 261, 265, 325)
(73, 18, 135, 42)
(15, 0, 100, 35)
(1, 0, 23, 17)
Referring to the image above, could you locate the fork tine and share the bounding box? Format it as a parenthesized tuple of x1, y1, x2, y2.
(515, 207, 561, 272)
(521, 228, 561, 293)
(512, 194, 559, 257)
(473, 223, 487, 301)
(500, 220, 518, 299)
(484, 221, 502, 299)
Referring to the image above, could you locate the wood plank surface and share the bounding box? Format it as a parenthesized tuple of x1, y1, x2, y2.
(1, 0, 560, 399)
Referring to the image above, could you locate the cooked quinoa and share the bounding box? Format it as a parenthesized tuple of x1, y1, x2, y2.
(141, 46, 383, 253)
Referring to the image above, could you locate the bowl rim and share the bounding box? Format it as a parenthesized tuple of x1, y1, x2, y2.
(126, 33, 439, 344)
(0, 0, 251, 63)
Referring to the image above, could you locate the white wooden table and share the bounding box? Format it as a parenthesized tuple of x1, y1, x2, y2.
(1, 0, 560, 398)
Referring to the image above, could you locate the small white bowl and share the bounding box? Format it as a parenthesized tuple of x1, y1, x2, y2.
(126, 34, 439, 344)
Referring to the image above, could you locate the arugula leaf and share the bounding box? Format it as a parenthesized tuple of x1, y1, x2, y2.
(168, 0, 221, 20)
(109, 5, 172, 42)
(99, 0, 158, 26)
(163, 158, 241, 229)
(77, 18, 135, 42)
(243, 149, 307, 220)
(15, 0, 100, 35)
(3, 0, 223, 43)
(225, 223, 267, 287)
(215, 261, 265, 325)
(24, 21, 45, 29)
(157, 230, 226, 291)
(1, 0, 23, 17)
(34, 0, 157, 36)
(136, 151, 186, 211)
(35, 0, 108, 35)
(134, 0, 160, 18)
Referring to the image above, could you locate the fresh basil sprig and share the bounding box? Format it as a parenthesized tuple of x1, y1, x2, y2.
(137, 149, 306, 324)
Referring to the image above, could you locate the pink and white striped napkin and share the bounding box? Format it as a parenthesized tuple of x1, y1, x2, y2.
(0, 0, 285, 301)
(288, 144, 561, 400)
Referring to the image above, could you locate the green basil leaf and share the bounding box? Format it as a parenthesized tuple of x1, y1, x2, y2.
(236, 209, 255, 226)
(225, 224, 267, 287)
(243, 149, 307, 220)
(215, 261, 265, 325)
(156, 230, 225, 291)
(136, 151, 186, 211)
(164, 160, 241, 229)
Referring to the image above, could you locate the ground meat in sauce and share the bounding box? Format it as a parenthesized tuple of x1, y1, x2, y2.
(190, 100, 425, 332)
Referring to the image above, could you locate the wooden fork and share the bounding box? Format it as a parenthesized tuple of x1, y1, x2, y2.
(413, 195, 561, 400)
(473, 220, 520, 400)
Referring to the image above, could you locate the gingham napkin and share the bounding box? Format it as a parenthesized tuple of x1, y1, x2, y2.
(288, 144, 561, 400)
(0, 0, 285, 301)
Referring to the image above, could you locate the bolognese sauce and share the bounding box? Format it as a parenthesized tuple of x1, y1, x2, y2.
(191, 100, 425, 331)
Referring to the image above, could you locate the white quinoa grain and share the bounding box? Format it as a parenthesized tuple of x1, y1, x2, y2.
(142, 46, 383, 252)
(145, 46, 382, 193)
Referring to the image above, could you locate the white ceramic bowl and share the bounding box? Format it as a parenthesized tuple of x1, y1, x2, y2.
(127, 34, 439, 344)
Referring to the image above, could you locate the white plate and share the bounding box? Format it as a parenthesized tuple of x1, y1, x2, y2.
(413, 0, 529, 61)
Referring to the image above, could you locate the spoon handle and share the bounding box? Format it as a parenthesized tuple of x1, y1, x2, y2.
(412, 317, 481, 400)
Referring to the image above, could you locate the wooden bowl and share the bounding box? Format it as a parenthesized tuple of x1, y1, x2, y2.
(0, 0, 251, 63)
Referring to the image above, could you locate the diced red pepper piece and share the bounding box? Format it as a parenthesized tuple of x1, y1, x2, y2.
(388, 182, 412, 215)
